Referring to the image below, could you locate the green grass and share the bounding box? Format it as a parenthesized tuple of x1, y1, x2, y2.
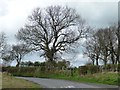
(34, 72, 118, 85)
(6, 66, 118, 86)
(0, 73, 2, 89)
(2, 72, 41, 88)
(66, 72, 118, 85)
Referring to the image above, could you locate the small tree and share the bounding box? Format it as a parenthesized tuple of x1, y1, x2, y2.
(84, 30, 101, 66)
(0, 32, 12, 66)
(11, 44, 31, 67)
(34, 61, 40, 67)
(0, 32, 7, 59)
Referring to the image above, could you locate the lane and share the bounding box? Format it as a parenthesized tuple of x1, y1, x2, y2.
(17, 77, 118, 88)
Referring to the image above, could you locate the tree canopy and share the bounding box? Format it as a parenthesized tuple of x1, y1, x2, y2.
(17, 6, 88, 65)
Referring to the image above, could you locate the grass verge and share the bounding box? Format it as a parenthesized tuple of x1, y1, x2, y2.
(2, 72, 41, 88)
(34, 72, 118, 85)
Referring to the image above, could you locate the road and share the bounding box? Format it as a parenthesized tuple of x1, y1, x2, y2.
(17, 77, 118, 89)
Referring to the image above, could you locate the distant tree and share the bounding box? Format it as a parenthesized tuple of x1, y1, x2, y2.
(57, 59, 70, 69)
(84, 26, 118, 66)
(34, 61, 40, 67)
(39, 62, 46, 66)
(0, 32, 7, 59)
(0, 32, 12, 66)
(2, 48, 13, 64)
(116, 22, 120, 63)
(95, 28, 111, 66)
(28, 61, 34, 66)
(20, 61, 25, 67)
(17, 6, 88, 67)
(11, 44, 31, 67)
(109, 23, 120, 64)
(84, 30, 101, 66)
(107, 26, 117, 64)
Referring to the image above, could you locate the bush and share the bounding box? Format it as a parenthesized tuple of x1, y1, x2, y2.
(2, 67, 19, 73)
(79, 66, 88, 75)
(79, 65, 100, 75)
(2, 67, 37, 76)
(104, 64, 118, 72)
(87, 65, 99, 74)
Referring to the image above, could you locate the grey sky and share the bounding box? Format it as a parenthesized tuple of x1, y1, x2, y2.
(0, 0, 118, 67)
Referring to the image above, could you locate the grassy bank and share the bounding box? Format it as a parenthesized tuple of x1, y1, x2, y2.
(12, 71, 118, 85)
(3, 67, 119, 86)
(50, 72, 118, 85)
(2, 72, 41, 88)
(37, 72, 118, 85)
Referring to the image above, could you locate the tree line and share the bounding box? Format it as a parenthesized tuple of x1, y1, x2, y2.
(20, 60, 70, 69)
(84, 25, 120, 66)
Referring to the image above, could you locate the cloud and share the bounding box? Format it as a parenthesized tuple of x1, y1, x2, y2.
(66, 53, 88, 67)
(0, 0, 9, 16)
(67, 2, 118, 28)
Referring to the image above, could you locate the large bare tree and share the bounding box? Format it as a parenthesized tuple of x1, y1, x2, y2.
(17, 6, 87, 65)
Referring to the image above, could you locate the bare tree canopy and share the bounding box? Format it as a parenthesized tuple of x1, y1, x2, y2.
(0, 32, 7, 59)
(0, 32, 6, 52)
(17, 6, 87, 63)
(11, 44, 31, 67)
(84, 30, 101, 66)
(84, 24, 119, 66)
(117, 22, 120, 63)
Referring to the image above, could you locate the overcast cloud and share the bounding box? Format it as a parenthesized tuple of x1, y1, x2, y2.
(0, 0, 118, 67)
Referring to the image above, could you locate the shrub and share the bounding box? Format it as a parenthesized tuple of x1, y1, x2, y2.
(105, 64, 118, 72)
(87, 65, 99, 74)
(79, 66, 88, 75)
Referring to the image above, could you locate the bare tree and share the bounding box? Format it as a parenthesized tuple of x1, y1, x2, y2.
(2, 49, 13, 66)
(11, 44, 31, 67)
(0, 32, 9, 64)
(107, 26, 117, 64)
(96, 29, 111, 66)
(117, 22, 120, 63)
(106, 24, 119, 64)
(0, 32, 13, 66)
(17, 6, 87, 66)
(0, 32, 6, 59)
(84, 30, 101, 66)
(84, 27, 117, 66)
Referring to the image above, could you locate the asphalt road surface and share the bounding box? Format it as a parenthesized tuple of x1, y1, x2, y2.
(17, 77, 118, 89)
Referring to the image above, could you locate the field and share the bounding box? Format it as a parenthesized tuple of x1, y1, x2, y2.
(2, 72, 41, 89)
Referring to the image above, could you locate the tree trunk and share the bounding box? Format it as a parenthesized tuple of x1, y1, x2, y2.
(110, 41, 115, 64)
(92, 60, 94, 65)
(46, 51, 55, 71)
(111, 53, 115, 64)
(104, 55, 107, 66)
(16, 61, 20, 67)
(96, 55, 99, 66)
